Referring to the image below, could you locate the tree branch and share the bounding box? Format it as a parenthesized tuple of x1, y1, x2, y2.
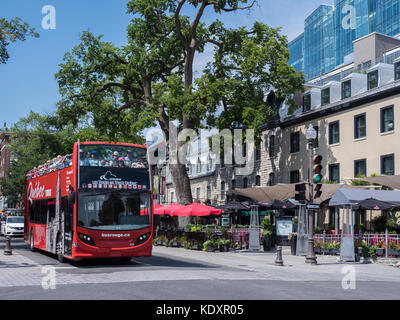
(174, 0, 189, 50)
(208, 0, 257, 12)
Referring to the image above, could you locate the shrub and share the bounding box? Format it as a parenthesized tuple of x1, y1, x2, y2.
(203, 240, 216, 251)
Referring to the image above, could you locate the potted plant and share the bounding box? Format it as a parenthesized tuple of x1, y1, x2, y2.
(223, 239, 231, 252)
(177, 236, 186, 248)
(321, 242, 329, 254)
(376, 240, 384, 256)
(217, 239, 225, 252)
(171, 237, 179, 247)
(203, 240, 216, 252)
(191, 240, 201, 250)
(158, 235, 167, 246)
(329, 241, 340, 255)
(395, 244, 400, 257)
(314, 241, 321, 254)
(262, 230, 273, 251)
(288, 232, 297, 255)
(387, 242, 397, 256)
(154, 236, 162, 246)
(183, 240, 191, 249)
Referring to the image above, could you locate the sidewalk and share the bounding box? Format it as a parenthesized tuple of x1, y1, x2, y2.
(152, 245, 400, 282)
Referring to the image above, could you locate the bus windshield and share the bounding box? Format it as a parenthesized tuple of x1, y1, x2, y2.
(78, 191, 151, 231)
(79, 144, 148, 169)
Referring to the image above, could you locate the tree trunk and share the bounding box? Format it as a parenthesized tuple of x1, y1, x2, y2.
(169, 163, 193, 227)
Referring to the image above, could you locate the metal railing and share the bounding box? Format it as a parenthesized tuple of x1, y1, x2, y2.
(314, 233, 400, 246)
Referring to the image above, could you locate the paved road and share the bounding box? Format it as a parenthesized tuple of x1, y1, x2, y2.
(0, 237, 400, 300)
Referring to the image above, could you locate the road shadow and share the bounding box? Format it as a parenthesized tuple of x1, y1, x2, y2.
(0, 237, 219, 270)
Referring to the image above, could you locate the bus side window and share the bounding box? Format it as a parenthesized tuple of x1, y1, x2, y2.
(40, 199, 48, 224)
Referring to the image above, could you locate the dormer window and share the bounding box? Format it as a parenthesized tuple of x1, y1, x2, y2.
(367, 70, 378, 90)
(341, 80, 351, 99)
(187, 162, 192, 175)
(321, 88, 330, 106)
(207, 155, 212, 171)
(196, 158, 201, 173)
(302, 93, 311, 112)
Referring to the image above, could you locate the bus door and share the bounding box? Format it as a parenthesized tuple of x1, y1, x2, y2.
(63, 196, 74, 256)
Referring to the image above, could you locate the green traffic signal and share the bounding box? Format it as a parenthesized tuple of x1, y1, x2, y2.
(314, 174, 323, 183)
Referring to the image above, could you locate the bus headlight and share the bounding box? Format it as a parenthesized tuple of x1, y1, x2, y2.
(78, 232, 95, 246)
(135, 232, 151, 246)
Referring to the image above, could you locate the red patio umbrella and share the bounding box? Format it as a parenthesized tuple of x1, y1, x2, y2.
(170, 203, 222, 217)
(154, 203, 184, 215)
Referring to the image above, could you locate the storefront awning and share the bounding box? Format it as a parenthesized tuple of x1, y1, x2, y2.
(230, 183, 356, 204)
(355, 175, 400, 190)
(329, 188, 400, 207)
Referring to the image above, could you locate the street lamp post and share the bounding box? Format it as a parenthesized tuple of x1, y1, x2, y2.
(305, 124, 317, 265)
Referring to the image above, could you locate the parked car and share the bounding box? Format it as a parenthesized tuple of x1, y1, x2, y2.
(2, 215, 24, 237)
(0, 215, 5, 235)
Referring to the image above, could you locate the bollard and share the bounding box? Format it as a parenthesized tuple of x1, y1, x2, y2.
(275, 245, 283, 266)
(4, 236, 12, 255)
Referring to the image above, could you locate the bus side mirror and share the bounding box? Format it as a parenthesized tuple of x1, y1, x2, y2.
(68, 191, 76, 205)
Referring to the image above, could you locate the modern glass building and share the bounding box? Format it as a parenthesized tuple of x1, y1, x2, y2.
(288, 33, 304, 73)
(304, 5, 335, 80)
(290, 0, 400, 80)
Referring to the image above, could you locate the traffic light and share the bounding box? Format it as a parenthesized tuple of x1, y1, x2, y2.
(313, 155, 323, 183)
(295, 183, 307, 202)
(314, 183, 322, 199)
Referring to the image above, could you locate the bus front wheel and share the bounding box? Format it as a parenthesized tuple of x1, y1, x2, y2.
(30, 230, 36, 252)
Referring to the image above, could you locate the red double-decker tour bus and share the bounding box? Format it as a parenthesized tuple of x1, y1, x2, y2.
(24, 141, 153, 262)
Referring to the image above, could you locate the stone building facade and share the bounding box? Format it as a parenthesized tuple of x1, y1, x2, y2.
(151, 32, 400, 229)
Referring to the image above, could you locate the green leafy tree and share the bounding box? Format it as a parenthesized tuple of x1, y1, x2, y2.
(0, 17, 39, 64)
(55, 0, 304, 204)
(0, 112, 111, 204)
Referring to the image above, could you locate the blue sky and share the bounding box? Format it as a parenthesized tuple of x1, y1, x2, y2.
(1, 0, 333, 128)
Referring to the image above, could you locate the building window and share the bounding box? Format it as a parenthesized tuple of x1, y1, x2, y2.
(395, 62, 400, 80)
(381, 105, 394, 133)
(354, 159, 367, 177)
(341, 80, 351, 99)
(242, 143, 247, 157)
(220, 150, 225, 168)
(196, 187, 201, 200)
(268, 173, 275, 186)
(255, 175, 261, 186)
(329, 121, 340, 145)
(231, 179, 236, 190)
(255, 142, 261, 161)
(329, 163, 340, 183)
(321, 88, 330, 106)
(290, 170, 300, 184)
(354, 113, 366, 139)
(367, 70, 378, 90)
(187, 162, 192, 175)
(170, 192, 174, 203)
(312, 125, 319, 148)
(290, 131, 300, 153)
(269, 135, 275, 158)
(381, 154, 395, 176)
(303, 93, 311, 112)
(221, 181, 225, 200)
(207, 156, 212, 171)
(243, 177, 248, 189)
(196, 158, 201, 173)
(207, 185, 211, 200)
